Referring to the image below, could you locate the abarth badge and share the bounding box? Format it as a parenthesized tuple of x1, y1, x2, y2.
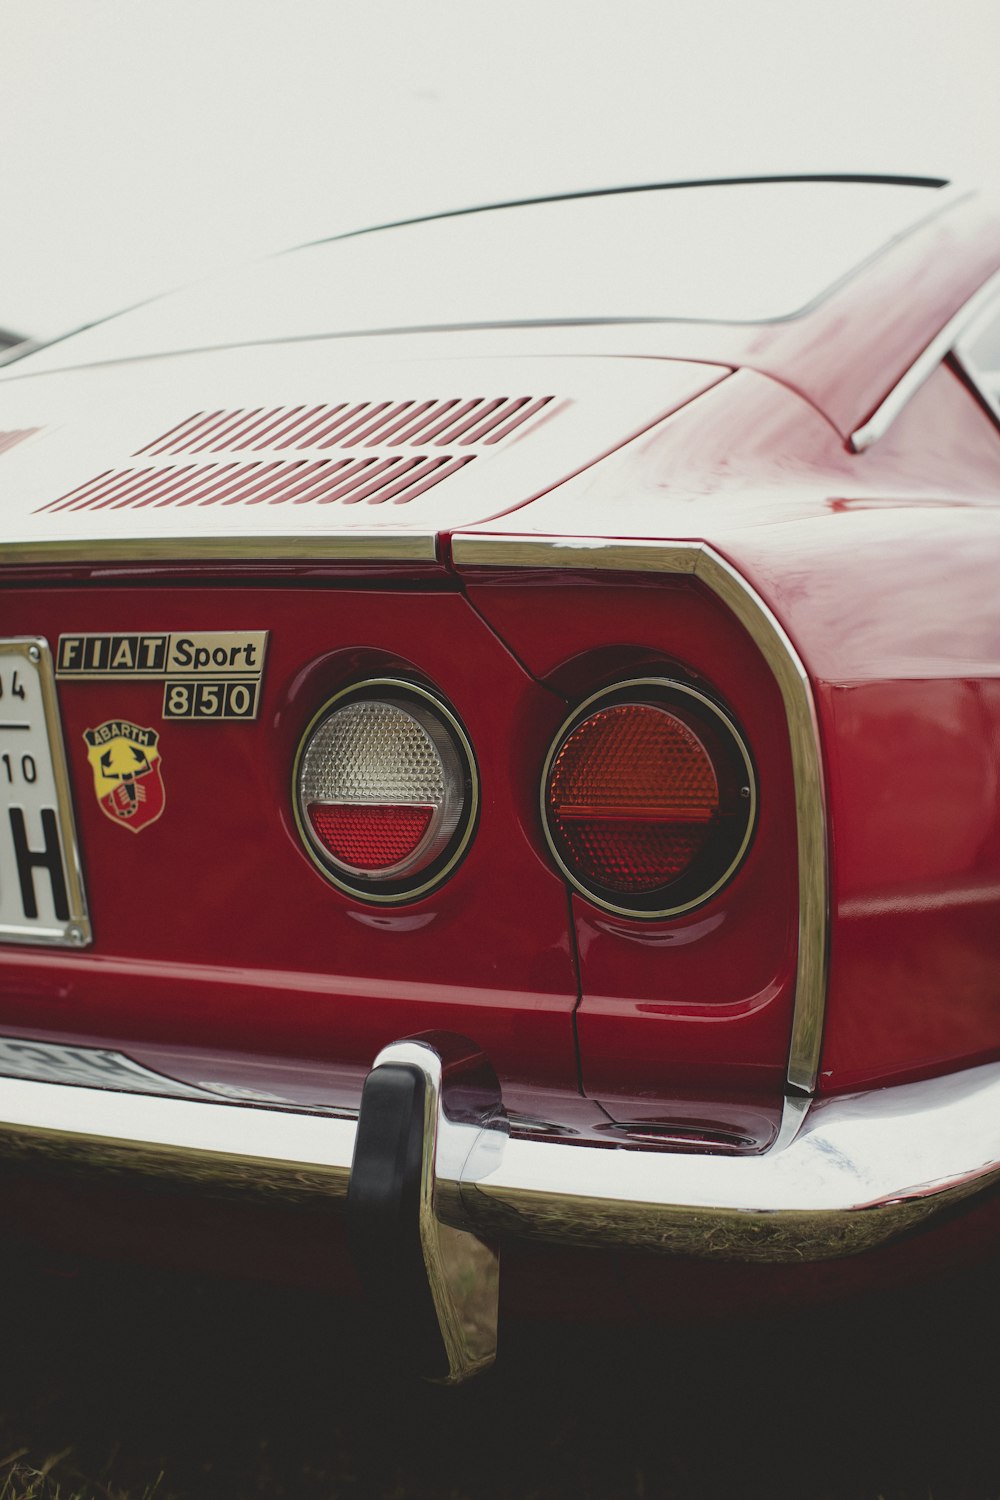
(83, 719, 165, 833)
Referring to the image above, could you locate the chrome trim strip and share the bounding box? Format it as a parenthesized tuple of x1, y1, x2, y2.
(453, 536, 701, 575)
(693, 550, 827, 1092)
(953, 286, 1000, 425)
(0, 1073, 358, 1199)
(2, 1053, 1000, 1263)
(0, 534, 440, 567)
(849, 265, 1000, 452)
(449, 535, 828, 1095)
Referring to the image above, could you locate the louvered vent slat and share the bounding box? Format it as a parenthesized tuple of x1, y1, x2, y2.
(79, 468, 168, 512)
(457, 398, 524, 445)
(139, 465, 237, 510)
(385, 400, 461, 446)
(342, 401, 417, 447)
(330, 457, 414, 506)
(200, 464, 289, 508)
(275, 404, 349, 448)
(435, 398, 509, 445)
(363, 400, 437, 447)
(227, 462, 312, 507)
(264, 459, 371, 508)
(392, 455, 473, 505)
(232, 407, 307, 451)
(265, 404, 329, 449)
(38, 456, 476, 513)
(35, 396, 556, 515)
(318, 402, 396, 448)
(220, 408, 284, 451)
(103, 467, 199, 511)
(284, 463, 354, 507)
(412, 399, 484, 446)
(481, 395, 555, 444)
(136, 412, 219, 455)
(187, 410, 259, 453)
(45, 469, 115, 512)
(308, 403, 370, 446)
(129, 397, 552, 456)
(208, 462, 286, 508)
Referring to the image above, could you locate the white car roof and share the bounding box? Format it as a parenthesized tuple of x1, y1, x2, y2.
(20, 177, 948, 371)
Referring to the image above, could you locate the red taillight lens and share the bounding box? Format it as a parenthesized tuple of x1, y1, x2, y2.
(307, 803, 434, 871)
(294, 681, 478, 901)
(542, 681, 755, 918)
(548, 704, 720, 892)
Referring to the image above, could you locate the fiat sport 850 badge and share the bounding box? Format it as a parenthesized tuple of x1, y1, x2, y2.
(83, 720, 165, 832)
(57, 631, 268, 721)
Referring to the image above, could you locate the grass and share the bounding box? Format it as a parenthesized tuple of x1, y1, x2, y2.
(0, 1465, 164, 1500)
(2, 1235, 1000, 1500)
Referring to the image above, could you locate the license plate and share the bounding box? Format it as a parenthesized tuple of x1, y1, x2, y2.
(0, 638, 90, 947)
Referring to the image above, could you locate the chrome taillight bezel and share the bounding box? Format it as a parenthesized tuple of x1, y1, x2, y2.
(292, 677, 479, 903)
(540, 677, 757, 920)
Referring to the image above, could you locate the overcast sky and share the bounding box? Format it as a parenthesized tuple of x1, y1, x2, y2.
(3, 0, 999, 341)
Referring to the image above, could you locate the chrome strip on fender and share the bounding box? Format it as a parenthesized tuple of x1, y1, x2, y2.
(694, 549, 827, 1093)
(849, 265, 1000, 452)
(448, 535, 829, 1096)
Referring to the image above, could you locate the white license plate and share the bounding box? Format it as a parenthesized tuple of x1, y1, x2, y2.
(0, 638, 90, 947)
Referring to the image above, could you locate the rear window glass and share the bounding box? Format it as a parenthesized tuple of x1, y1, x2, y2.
(28, 180, 944, 366)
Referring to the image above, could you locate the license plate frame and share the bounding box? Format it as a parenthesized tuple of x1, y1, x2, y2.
(0, 637, 90, 947)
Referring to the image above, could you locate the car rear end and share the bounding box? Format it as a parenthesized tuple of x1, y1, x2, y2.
(5, 177, 1000, 1381)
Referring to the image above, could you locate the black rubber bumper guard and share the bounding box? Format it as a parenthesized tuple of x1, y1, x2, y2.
(347, 1033, 504, 1384)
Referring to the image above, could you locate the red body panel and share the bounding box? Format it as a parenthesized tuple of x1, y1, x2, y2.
(0, 581, 580, 1090)
(715, 376, 1000, 1091)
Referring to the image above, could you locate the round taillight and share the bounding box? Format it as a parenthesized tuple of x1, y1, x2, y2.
(542, 679, 756, 918)
(293, 679, 478, 902)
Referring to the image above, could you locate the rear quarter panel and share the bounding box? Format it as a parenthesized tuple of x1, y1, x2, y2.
(456, 362, 1000, 1095)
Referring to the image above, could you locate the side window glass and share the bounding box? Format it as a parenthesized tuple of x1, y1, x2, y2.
(956, 299, 1000, 426)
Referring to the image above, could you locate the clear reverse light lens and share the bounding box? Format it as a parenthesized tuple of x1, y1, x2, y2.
(295, 684, 475, 898)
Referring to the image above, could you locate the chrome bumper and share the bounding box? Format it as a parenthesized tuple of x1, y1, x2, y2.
(3, 1034, 1000, 1381)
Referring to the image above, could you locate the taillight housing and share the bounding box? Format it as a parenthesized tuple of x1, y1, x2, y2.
(293, 679, 478, 902)
(541, 678, 756, 918)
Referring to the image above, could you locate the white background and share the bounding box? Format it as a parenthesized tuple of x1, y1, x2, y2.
(2, 0, 998, 342)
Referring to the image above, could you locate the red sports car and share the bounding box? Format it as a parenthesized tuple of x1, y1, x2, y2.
(2, 174, 999, 1381)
